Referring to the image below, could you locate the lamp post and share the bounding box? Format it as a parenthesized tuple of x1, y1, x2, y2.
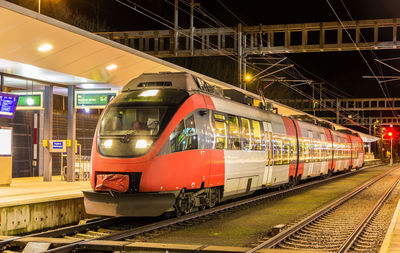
(389, 131, 393, 166)
(244, 73, 252, 90)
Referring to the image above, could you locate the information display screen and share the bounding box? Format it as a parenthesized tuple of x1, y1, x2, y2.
(0, 93, 19, 118)
(0, 128, 12, 156)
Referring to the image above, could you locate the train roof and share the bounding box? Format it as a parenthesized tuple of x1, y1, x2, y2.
(122, 72, 378, 143)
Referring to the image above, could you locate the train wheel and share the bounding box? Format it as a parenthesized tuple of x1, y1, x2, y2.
(174, 191, 195, 216)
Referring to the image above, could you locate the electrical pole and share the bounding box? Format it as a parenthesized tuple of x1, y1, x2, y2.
(238, 23, 243, 88)
(174, 0, 179, 56)
(319, 82, 322, 109)
(190, 0, 195, 56)
(0, 73, 4, 92)
(312, 82, 315, 116)
(390, 136, 393, 166)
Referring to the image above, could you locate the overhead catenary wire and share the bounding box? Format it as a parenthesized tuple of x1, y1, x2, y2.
(180, 0, 362, 103)
(339, 0, 397, 116)
(116, 0, 364, 126)
(115, 0, 249, 68)
(201, 0, 363, 121)
(327, 0, 399, 119)
(176, 0, 346, 102)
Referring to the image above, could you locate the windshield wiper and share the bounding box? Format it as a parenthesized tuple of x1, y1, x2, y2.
(120, 129, 136, 143)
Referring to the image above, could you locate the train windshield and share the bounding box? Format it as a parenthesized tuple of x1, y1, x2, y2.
(100, 107, 166, 137)
(98, 89, 188, 157)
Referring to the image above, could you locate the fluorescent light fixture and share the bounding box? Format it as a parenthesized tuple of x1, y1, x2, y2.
(26, 97, 34, 106)
(103, 139, 112, 148)
(136, 139, 148, 149)
(38, 43, 53, 52)
(80, 83, 97, 89)
(138, 90, 159, 97)
(106, 64, 117, 71)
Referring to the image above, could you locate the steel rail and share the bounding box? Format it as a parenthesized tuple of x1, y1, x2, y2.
(43, 164, 382, 253)
(246, 165, 398, 253)
(337, 174, 400, 253)
(0, 217, 122, 249)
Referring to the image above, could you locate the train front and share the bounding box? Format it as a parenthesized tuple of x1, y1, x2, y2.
(83, 87, 189, 217)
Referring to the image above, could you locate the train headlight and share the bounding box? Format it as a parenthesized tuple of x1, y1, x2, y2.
(103, 139, 113, 148)
(136, 139, 148, 149)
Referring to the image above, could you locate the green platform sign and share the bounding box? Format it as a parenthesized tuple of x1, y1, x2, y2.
(9, 91, 43, 110)
(75, 90, 118, 109)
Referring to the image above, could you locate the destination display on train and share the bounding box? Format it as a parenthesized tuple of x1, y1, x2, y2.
(75, 90, 118, 109)
(0, 93, 19, 119)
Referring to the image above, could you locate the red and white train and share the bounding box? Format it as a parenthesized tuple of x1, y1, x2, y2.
(83, 72, 365, 217)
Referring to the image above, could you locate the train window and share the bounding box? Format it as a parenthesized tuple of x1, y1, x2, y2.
(215, 121, 227, 149)
(265, 130, 273, 166)
(241, 118, 252, 150)
(228, 115, 241, 150)
(252, 120, 263, 151)
(184, 115, 198, 150)
(273, 137, 283, 165)
(334, 143, 339, 158)
(290, 137, 297, 163)
(320, 143, 326, 161)
(309, 142, 314, 162)
(327, 143, 332, 159)
(299, 139, 304, 161)
(283, 140, 290, 164)
(215, 113, 225, 121)
(304, 141, 309, 163)
(170, 120, 185, 152)
(170, 116, 198, 152)
(315, 142, 321, 161)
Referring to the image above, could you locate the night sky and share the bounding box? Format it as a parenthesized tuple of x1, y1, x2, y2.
(7, 0, 400, 99)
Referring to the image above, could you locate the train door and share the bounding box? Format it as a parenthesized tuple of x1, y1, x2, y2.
(262, 122, 273, 185)
(320, 133, 328, 175)
(306, 130, 314, 176)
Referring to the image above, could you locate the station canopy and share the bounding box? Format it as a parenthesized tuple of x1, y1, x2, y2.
(0, 1, 378, 143)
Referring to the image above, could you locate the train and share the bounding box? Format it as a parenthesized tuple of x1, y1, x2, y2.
(83, 72, 365, 217)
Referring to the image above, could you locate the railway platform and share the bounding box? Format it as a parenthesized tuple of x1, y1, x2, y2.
(380, 199, 400, 253)
(0, 176, 90, 236)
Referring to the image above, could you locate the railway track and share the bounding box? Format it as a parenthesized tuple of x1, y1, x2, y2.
(247, 165, 400, 253)
(0, 164, 383, 253)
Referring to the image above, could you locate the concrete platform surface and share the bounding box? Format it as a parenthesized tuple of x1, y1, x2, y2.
(0, 176, 90, 208)
(0, 176, 91, 235)
(380, 199, 400, 253)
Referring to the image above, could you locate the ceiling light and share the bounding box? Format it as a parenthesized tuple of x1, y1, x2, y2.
(80, 84, 96, 89)
(106, 64, 117, 71)
(38, 43, 53, 52)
